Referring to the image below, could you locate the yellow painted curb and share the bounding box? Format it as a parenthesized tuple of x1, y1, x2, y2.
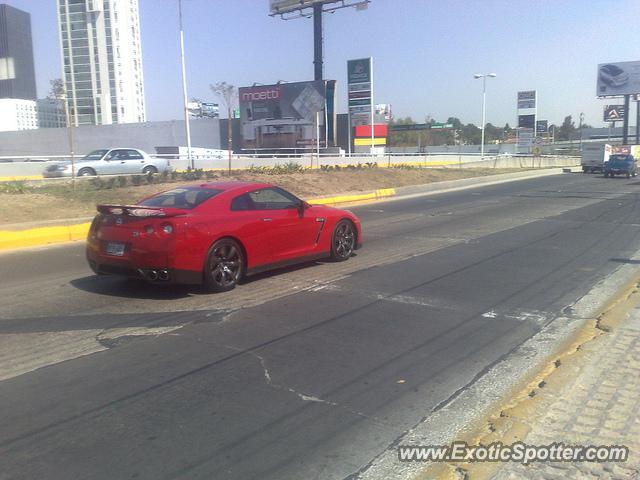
(0, 222, 91, 251)
(0, 175, 42, 182)
(311, 188, 396, 206)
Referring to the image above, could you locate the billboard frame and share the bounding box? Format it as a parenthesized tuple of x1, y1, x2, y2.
(269, 0, 370, 18)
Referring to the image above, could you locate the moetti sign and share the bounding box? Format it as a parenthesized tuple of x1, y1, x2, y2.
(238, 86, 282, 102)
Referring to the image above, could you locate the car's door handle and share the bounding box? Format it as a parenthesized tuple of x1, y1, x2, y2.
(120, 161, 126, 164)
(262, 218, 272, 222)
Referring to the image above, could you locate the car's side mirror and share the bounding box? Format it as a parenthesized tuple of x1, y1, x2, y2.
(297, 200, 310, 217)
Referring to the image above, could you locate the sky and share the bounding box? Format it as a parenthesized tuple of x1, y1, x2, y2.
(6, 0, 640, 128)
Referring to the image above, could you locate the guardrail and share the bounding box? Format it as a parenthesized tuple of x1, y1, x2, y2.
(0, 153, 581, 183)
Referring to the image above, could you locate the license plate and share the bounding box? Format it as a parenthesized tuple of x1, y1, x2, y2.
(105, 242, 126, 256)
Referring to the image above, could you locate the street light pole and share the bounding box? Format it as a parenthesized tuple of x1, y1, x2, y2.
(178, 0, 193, 170)
(474, 73, 496, 159)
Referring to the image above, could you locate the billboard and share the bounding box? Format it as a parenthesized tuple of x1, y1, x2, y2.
(603, 105, 626, 122)
(597, 61, 640, 97)
(238, 80, 334, 149)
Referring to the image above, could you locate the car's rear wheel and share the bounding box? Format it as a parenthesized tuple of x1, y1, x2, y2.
(142, 165, 158, 175)
(204, 239, 244, 292)
(330, 220, 356, 261)
(78, 167, 96, 176)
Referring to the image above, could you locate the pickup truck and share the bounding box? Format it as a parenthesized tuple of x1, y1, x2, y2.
(604, 154, 637, 178)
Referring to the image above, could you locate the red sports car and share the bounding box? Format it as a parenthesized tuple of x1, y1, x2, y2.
(86, 182, 362, 292)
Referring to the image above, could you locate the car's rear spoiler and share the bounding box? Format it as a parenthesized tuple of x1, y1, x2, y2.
(96, 204, 188, 217)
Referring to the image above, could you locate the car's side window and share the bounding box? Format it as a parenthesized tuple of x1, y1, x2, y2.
(108, 150, 127, 160)
(248, 188, 299, 210)
(126, 149, 143, 159)
(231, 193, 254, 211)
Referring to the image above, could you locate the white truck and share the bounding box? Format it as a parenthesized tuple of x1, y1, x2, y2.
(581, 143, 611, 173)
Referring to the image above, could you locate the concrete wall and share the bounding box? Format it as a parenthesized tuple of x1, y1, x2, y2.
(0, 118, 222, 157)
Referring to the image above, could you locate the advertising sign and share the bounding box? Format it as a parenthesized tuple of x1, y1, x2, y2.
(201, 103, 219, 118)
(348, 58, 373, 148)
(518, 114, 535, 129)
(517, 128, 534, 153)
(348, 58, 372, 84)
(269, 0, 332, 14)
(603, 105, 626, 122)
(535, 120, 548, 134)
(238, 80, 332, 149)
(375, 104, 392, 122)
(597, 61, 640, 97)
(517, 91, 536, 109)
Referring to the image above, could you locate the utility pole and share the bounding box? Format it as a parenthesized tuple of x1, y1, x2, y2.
(313, 3, 323, 81)
(623, 94, 630, 145)
(178, 0, 193, 169)
(579, 112, 584, 152)
(636, 96, 639, 145)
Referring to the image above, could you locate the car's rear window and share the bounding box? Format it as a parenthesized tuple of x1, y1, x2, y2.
(139, 188, 222, 209)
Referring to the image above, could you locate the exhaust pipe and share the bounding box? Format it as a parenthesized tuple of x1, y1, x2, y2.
(158, 269, 170, 281)
(147, 270, 158, 281)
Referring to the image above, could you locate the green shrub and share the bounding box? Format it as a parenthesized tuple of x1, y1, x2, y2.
(116, 175, 127, 188)
(131, 175, 143, 186)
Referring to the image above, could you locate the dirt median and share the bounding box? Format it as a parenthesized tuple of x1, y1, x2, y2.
(0, 167, 532, 226)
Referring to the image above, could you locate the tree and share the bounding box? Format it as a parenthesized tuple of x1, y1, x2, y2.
(557, 115, 576, 141)
(210, 82, 237, 174)
(47, 78, 65, 100)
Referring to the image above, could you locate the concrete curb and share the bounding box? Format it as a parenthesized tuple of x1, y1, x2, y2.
(0, 168, 571, 253)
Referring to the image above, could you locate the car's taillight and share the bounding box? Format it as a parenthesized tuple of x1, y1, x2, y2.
(88, 215, 102, 240)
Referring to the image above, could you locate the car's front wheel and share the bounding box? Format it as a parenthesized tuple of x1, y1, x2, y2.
(77, 167, 96, 176)
(330, 220, 356, 261)
(204, 239, 244, 292)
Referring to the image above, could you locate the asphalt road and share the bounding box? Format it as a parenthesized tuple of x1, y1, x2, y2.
(2, 173, 640, 480)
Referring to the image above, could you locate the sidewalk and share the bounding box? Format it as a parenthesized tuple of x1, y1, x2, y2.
(490, 303, 640, 479)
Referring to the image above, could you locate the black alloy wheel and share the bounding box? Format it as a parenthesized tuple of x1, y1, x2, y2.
(204, 239, 244, 292)
(330, 220, 356, 261)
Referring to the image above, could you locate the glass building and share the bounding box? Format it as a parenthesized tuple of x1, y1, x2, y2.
(0, 4, 37, 100)
(57, 0, 146, 125)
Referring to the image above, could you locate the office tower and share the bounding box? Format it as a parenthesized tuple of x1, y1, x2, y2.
(0, 4, 37, 100)
(58, 0, 146, 125)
